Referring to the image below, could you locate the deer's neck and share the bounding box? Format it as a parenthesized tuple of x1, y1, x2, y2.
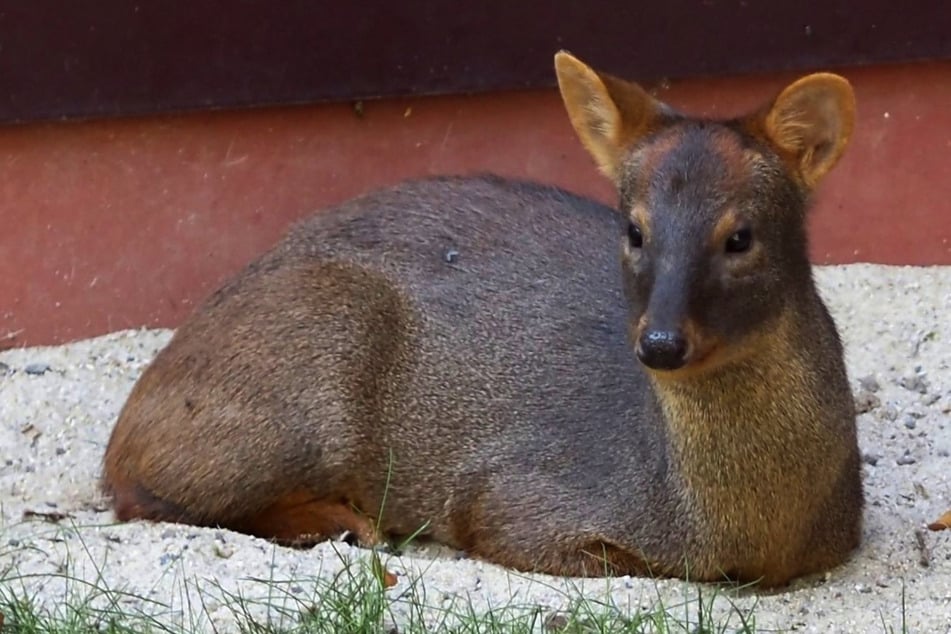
(652, 312, 840, 528)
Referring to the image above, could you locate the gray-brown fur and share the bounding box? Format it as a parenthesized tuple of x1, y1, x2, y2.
(102, 53, 863, 587)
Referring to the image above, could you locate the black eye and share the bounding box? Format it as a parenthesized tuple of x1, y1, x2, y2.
(725, 228, 752, 254)
(627, 222, 643, 249)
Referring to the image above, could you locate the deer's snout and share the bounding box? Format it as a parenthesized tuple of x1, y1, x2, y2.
(636, 328, 690, 371)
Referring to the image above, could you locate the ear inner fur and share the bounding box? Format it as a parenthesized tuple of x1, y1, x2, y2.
(754, 73, 855, 188)
(554, 51, 669, 182)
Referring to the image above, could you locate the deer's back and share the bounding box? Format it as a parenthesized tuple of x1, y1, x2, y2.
(286, 175, 668, 535)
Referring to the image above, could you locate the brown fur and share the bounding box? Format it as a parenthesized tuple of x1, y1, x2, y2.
(235, 491, 380, 547)
(101, 51, 863, 588)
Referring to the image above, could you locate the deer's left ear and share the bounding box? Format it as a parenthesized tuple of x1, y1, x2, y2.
(755, 73, 856, 188)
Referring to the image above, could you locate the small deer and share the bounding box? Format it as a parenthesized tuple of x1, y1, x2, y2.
(102, 51, 863, 587)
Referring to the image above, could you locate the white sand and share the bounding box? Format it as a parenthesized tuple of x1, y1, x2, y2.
(1, 264, 949, 632)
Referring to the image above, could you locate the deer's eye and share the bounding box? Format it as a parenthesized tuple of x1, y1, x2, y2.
(725, 228, 752, 254)
(627, 222, 643, 249)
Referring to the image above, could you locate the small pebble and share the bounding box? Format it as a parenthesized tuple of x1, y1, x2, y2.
(904, 417, 917, 430)
(922, 393, 941, 406)
(905, 405, 927, 419)
(853, 390, 880, 414)
(937, 448, 949, 457)
(544, 613, 570, 632)
(444, 249, 459, 264)
(858, 375, 880, 392)
(862, 453, 880, 466)
(855, 583, 873, 594)
(896, 454, 917, 466)
(55, 447, 66, 455)
(0, 361, 9, 374)
(900, 374, 930, 395)
(212, 542, 234, 559)
(24, 362, 51, 376)
(878, 404, 899, 422)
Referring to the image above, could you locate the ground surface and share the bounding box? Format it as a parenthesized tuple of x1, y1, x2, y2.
(1, 264, 949, 632)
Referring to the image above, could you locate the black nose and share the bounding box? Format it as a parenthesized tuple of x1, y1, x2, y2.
(637, 329, 689, 370)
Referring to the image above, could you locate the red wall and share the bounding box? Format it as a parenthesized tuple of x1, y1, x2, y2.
(1, 60, 949, 347)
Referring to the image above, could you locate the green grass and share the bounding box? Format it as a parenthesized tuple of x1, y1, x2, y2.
(0, 566, 760, 634)
(0, 554, 917, 634)
(0, 519, 912, 634)
(0, 527, 766, 634)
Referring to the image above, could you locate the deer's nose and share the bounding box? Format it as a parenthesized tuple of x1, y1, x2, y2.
(636, 329, 689, 371)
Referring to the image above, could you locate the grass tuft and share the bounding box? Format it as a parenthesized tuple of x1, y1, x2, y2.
(1, 530, 767, 634)
(0, 519, 910, 634)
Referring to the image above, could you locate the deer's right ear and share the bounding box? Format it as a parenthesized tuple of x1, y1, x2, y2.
(555, 51, 668, 183)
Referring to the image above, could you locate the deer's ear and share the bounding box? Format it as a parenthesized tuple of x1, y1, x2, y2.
(756, 73, 855, 188)
(555, 51, 669, 183)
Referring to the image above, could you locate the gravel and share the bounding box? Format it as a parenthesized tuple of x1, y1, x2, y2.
(1, 264, 950, 632)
